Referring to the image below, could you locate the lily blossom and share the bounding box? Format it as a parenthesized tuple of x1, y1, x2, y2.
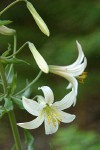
(49, 41, 87, 96)
(17, 86, 76, 135)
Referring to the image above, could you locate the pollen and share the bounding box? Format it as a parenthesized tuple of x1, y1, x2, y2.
(44, 105, 61, 127)
(77, 72, 87, 83)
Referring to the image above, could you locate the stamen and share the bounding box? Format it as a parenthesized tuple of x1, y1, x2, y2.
(77, 72, 87, 83)
(57, 119, 61, 125)
(43, 105, 61, 127)
(52, 117, 57, 127)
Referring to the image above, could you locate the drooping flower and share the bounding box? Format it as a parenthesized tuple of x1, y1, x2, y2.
(0, 25, 16, 35)
(26, 1, 50, 36)
(28, 42, 49, 73)
(17, 86, 76, 135)
(49, 41, 87, 97)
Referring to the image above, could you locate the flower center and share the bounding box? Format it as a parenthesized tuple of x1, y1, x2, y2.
(43, 105, 61, 127)
(77, 72, 87, 83)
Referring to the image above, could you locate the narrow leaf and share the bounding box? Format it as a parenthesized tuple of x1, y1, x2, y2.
(0, 20, 12, 26)
(10, 73, 17, 95)
(11, 97, 24, 109)
(4, 97, 13, 111)
(11, 144, 16, 150)
(23, 79, 31, 97)
(5, 64, 14, 84)
(0, 106, 6, 119)
(24, 130, 34, 150)
(0, 57, 30, 65)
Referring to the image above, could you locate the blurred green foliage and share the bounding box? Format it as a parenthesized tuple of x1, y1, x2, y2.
(52, 126, 100, 150)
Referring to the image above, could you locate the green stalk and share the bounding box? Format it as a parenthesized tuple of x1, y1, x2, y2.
(15, 70, 42, 96)
(8, 111, 22, 150)
(13, 34, 17, 55)
(0, 35, 27, 149)
(6, 42, 28, 59)
(7, 34, 17, 80)
(0, 63, 22, 150)
(0, 63, 7, 94)
(0, 0, 27, 16)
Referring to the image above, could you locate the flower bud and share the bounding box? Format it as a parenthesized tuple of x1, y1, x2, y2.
(26, 1, 50, 36)
(28, 42, 49, 73)
(0, 25, 16, 36)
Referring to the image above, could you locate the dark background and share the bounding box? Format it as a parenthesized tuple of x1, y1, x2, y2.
(0, 0, 100, 150)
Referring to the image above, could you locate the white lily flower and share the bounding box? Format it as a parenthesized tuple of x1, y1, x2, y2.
(17, 86, 76, 135)
(26, 1, 50, 36)
(49, 41, 87, 96)
(28, 42, 49, 73)
(0, 25, 16, 35)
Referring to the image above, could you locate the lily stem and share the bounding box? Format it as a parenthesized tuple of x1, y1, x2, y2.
(15, 70, 42, 96)
(8, 111, 22, 150)
(0, 63, 21, 150)
(5, 42, 28, 59)
(0, 63, 7, 94)
(0, 0, 26, 16)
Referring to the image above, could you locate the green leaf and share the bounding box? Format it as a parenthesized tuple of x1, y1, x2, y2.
(0, 93, 4, 101)
(52, 126, 100, 150)
(0, 106, 6, 119)
(11, 96, 24, 109)
(50, 143, 53, 150)
(11, 144, 16, 150)
(0, 57, 30, 65)
(0, 20, 12, 26)
(5, 65, 17, 95)
(5, 65, 14, 84)
(4, 97, 13, 111)
(23, 79, 31, 97)
(24, 130, 34, 150)
(10, 73, 17, 95)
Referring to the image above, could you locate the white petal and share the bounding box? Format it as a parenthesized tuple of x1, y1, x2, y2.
(66, 57, 87, 76)
(27, 1, 50, 36)
(53, 90, 76, 110)
(44, 114, 59, 135)
(58, 110, 76, 123)
(37, 95, 45, 103)
(52, 71, 78, 96)
(17, 115, 44, 129)
(66, 41, 84, 69)
(28, 42, 49, 73)
(49, 65, 66, 72)
(65, 74, 78, 96)
(49, 67, 78, 96)
(22, 96, 42, 116)
(66, 83, 72, 89)
(38, 86, 54, 104)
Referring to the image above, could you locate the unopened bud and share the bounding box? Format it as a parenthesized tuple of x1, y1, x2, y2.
(26, 1, 50, 36)
(0, 25, 16, 36)
(28, 42, 49, 73)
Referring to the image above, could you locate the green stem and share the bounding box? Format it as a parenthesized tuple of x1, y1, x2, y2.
(0, 63, 21, 150)
(7, 34, 17, 80)
(8, 111, 21, 150)
(6, 42, 28, 59)
(0, 0, 27, 16)
(0, 63, 7, 94)
(13, 34, 17, 56)
(15, 71, 42, 96)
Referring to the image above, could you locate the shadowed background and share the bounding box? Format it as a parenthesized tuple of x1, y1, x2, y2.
(0, 0, 100, 149)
